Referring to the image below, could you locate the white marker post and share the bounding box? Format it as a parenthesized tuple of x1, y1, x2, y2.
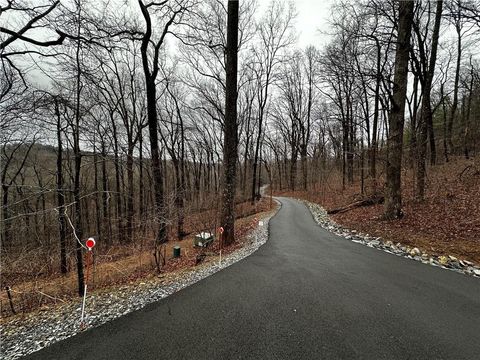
(80, 237, 95, 329)
(218, 227, 224, 266)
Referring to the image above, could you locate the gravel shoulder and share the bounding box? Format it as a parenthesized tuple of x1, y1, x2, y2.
(0, 205, 279, 360)
(300, 198, 480, 278)
(7, 197, 480, 360)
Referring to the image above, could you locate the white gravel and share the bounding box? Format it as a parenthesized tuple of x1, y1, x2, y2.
(0, 207, 278, 360)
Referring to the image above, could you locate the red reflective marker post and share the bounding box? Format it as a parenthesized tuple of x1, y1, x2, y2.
(86, 237, 96, 250)
(80, 237, 96, 329)
(218, 226, 224, 249)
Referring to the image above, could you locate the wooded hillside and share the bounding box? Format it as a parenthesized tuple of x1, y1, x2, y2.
(1, 0, 479, 313)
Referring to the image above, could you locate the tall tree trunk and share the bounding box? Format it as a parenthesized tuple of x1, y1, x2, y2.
(243, 101, 253, 197)
(301, 146, 307, 191)
(275, 151, 282, 190)
(290, 156, 297, 191)
(360, 138, 365, 195)
(138, 0, 173, 252)
(415, 0, 443, 201)
(257, 146, 263, 196)
(409, 73, 419, 170)
(100, 139, 110, 243)
(170, 86, 186, 239)
(73, 14, 84, 295)
(179, 142, 186, 239)
(138, 129, 145, 234)
(126, 146, 134, 243)
(441, 85, 449, 163)
(384, 0, 414, 220)
(73, 142, 84, 297)
(370, 41, 381, 184)
(93, 139, 102, 241)
(221, 0, 239, 246)
(463, 64, 474, 159)
(55, 99, 68, 274)
(251, 121, 263, 203)
(447, 22, 462, 154)
(347, 114, 354, 184)
(146, 79, 167, 246)
(110, 113, 122, 243)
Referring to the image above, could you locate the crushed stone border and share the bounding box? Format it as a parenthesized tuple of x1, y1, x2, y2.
(0, 206, 279, 360)
(299, 199, 480, 278)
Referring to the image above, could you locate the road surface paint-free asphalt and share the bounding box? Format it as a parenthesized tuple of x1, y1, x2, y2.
(25, 197, 480, 359)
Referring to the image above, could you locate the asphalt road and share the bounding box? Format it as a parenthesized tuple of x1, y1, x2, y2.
(26, 197, 480, 360)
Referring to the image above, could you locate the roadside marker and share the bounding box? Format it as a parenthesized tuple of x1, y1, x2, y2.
(80, 237, 95, 329)
(86, 237, 96, 250)
(218, 227, 224, 266)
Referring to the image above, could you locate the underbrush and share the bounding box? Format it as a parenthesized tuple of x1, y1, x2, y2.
(0, 197, 272, 319)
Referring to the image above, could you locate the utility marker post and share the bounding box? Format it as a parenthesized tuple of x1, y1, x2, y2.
(218, 227, 224, 266)
(80, 237, 95, 329)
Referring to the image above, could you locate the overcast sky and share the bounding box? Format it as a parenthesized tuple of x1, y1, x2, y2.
(294, 0, 334, 48)
(255, 0, 334, 49)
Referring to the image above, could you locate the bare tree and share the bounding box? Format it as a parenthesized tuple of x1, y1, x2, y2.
(137, 0, 192, 266)
(444, 0, 478, 154)
(412, 0, 443, 200)
(1, 137, 36, 247)
(54, 96, 68, 274)
(384, 0, 415, 220)
(221, 0, 239, 246)
(159, 75, 187, 240)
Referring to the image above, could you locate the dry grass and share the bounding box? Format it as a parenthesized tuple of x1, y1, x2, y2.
(0, 197, 274, 319)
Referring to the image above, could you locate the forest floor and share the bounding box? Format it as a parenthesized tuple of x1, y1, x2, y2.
(0, 197, 273, 319)
(275, 155, 480, 266)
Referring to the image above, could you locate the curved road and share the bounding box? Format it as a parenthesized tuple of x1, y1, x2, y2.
(26, 198, 480, 359)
